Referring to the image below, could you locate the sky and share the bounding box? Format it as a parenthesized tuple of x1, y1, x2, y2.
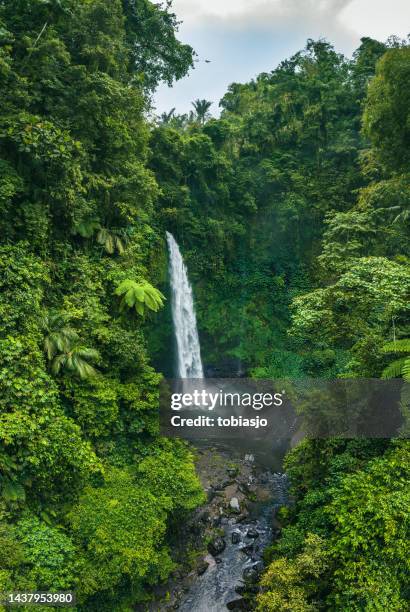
(154, 0, 410, 116)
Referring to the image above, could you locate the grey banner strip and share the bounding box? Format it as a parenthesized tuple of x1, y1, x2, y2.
(160, 379, 408, 440)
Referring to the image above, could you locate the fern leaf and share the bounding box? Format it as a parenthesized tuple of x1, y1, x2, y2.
(382, 339, 410, 353)
(381, 358, 406, 379)
(135, 301, 145, 316)
(134, 285, 145, 301)
(144, 291, 159, 311)
(124, 288, 136, 307)
(402, 358, 410, 382)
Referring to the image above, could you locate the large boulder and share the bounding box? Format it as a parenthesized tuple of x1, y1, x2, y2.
(207, 536, 226, 556)
(197, 560, 209, 576)
(229, 497, 241, 513)
(243, 561, 264, 582)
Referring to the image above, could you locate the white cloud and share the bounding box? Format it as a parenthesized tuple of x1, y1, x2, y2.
(155, 0, 408, 115)
(173, 0, 355, 25)
(341, 0, 410, 41)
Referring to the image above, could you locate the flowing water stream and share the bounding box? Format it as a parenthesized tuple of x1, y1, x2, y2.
(178, 472, 289, 612)
(166, 231, 204, 378)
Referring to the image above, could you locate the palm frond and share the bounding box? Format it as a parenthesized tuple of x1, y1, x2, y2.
(42, 311, 78, 360)
(77, 361, 98, 380)
(74, 347, 100, 361)
(51, 353, 66, 375)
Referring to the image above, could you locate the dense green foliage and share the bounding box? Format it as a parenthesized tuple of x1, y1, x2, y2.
(0, 0, 409, 609)
(0, 1, 204, 609)
(150, 34, 410, 611)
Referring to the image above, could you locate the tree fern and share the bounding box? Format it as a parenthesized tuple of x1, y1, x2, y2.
(97, 228, 128, 255)
(114, 280, 165, 315)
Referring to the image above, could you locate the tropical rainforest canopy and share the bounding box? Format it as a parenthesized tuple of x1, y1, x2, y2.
(0, 0, 409, 610)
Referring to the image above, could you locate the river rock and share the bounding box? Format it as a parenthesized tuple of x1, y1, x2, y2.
(246, 528, 259, 539)
(196, 560, 209, 576)
(207, 537, 226, 556)
(229, 497, 241, 513)
(231, 530, 241, 544)
(243, 561, 264, 582)
(240, 543, 254, 555)
(242, 566, 259, 582)
(226, 598, 248, 610)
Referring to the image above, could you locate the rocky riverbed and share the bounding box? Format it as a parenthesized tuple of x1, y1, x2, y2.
(139, 445, 288, 611)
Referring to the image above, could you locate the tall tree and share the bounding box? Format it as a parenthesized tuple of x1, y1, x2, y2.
(192, 98, 213, 124)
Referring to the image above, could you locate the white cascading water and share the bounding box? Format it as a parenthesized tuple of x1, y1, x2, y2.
(166, 231, 204, 378)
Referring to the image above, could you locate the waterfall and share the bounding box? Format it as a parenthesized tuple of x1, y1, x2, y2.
(166, 232, 204, 379)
